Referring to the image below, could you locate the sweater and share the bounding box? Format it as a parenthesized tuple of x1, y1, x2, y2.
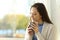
(24, 22, 57, 40)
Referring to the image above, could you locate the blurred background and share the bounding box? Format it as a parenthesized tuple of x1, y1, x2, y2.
(0, 0, 60, 40)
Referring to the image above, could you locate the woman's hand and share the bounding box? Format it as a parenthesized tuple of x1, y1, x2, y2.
(27, 22, 39, 35)
(27, 26, 34, 35)
(31, 22, 39, 33)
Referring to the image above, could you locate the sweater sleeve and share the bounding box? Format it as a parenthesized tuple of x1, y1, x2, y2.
(24, 28, 33, 40)
(47, 26, 57, 40)
(35, 25, 57, 40)
(35, 31, 45, 40)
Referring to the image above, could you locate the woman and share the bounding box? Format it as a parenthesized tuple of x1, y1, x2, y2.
(24, 3, 57, 40)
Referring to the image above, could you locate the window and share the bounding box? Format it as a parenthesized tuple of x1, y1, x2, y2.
(0, 0, 47, 39)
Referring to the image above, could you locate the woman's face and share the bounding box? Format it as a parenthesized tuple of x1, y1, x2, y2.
(30, 7, 42, 22)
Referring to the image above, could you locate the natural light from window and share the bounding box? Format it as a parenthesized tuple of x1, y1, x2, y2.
(0, 0, 30, 19)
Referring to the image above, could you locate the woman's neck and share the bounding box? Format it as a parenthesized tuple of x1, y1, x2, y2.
(38, 20, 43, 24)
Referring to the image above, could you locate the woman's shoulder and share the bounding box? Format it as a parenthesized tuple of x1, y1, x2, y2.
(44, 22, 54, 26)
(43, 22, 56, 33)
(44, 22, 55, 29)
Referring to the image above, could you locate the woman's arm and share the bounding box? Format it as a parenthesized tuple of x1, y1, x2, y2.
(47, 26, 57, 40)
(24, 28, 33, 40)
(35, 25, 57, 40)
(35, 31, 45, 40)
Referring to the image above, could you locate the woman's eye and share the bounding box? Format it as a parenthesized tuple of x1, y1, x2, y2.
(34, 14, 37, 15)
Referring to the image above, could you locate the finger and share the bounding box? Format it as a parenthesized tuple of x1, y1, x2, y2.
(31, 22, 38, 27)
(32, 26, 37, 29)
(28, 29, 33, 33)
(30, 22, 38, 28)
(31, 22, 36, 25)
(29, 23, 37, 27)
(28, 29, 32, 31)
(28, 27, 32, 30)
(28, 25, 32, 28)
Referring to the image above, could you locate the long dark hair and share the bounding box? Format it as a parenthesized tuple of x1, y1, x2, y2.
(31, 3, 52, 24)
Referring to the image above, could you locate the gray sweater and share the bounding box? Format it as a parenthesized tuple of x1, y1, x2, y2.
(24, 22, 57, 40)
